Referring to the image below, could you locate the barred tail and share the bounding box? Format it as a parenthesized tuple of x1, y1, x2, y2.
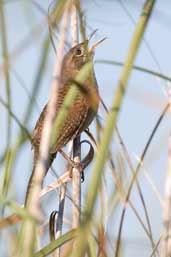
(25, 152, 57, 206)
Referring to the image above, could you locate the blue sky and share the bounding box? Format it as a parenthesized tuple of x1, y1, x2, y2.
(1, 1, 171, 256)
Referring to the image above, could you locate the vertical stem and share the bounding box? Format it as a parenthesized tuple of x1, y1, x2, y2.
(17, 2, 70, 257)
(54, 2, 79, 256)
(0, 3, 11, 143)
(55, 141, 73, 257)
(71, 1, 156, 257)
(70, 0, 81, 229)
(54, 184, 67, 257)
(161, 134, 171, 257)
(0, 1, 12, 206)
(72, 136, 81, 228)
(71, 1, 78, 46)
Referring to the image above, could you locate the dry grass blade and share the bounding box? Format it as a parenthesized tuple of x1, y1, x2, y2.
(71, 1, 156, 256)
(100, 96, 157, 254)
(0, 2, 12, 210)
(1, 1, 169, 256)
(116, 126, 158, 255)
(150, 237, 162, 257)
(71, 0, 81, 232)
(119, 0, 163, 75)
(115, 102, 170, 257)
(160, 134, 171, 257)
(16, 2, 70, 257)
(142, 167, 164, 207)
(96, 113, 157, 243)
(0, 142, 94, 230)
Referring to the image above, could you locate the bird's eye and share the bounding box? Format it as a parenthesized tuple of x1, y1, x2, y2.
(75, 47, 82, 56)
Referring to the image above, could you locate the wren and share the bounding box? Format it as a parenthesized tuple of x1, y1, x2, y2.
(25, 36, 105, 204)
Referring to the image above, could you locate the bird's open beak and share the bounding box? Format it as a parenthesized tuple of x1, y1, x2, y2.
(89, 37, 107, 54)
(87, 29, 106, 54)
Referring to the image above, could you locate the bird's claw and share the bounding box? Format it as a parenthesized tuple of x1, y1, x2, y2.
(68, 161, 85, 182)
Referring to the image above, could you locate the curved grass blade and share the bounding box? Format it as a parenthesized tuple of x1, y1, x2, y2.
(97, 60, 171, 83)
(34, 229, 77, 257)
(70, 1, 156, 256)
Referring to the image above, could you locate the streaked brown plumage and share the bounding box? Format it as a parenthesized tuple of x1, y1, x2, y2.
(25, 40, 100, 204)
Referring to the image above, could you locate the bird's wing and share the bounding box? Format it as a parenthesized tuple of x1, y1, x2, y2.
(50, 103, 89, 154)
(31, 87, 68, 149)
(31, 104, 48, 149)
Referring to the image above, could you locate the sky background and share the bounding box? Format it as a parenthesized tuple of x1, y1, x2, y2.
(1, 1, 171, 256)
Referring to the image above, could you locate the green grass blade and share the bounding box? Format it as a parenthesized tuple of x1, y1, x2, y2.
(97, 60, 171, 82)
(71, 1, 156, 256)
(0, 2, 11, 145)
(34, 229, 77, 257)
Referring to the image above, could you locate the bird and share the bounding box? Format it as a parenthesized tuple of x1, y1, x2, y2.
(25, 34, 105, 205)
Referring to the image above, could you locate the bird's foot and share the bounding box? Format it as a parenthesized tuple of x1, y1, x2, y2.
(68, 160, 84, 179)
(59, 149, 84, 181)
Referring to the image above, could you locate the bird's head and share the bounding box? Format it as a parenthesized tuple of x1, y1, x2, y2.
(61, 31, 106, 83)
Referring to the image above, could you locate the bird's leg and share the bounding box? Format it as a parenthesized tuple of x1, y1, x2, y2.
(58, 149, 84, 178)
